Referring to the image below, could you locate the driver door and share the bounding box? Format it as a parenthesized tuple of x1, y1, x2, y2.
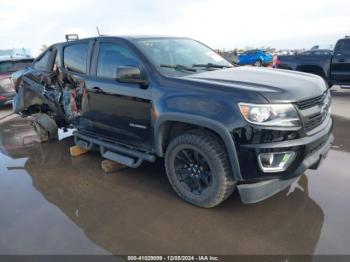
(86, 39, 153, 150)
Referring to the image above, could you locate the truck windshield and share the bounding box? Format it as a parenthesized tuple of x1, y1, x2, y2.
(134, 38, 232, 77)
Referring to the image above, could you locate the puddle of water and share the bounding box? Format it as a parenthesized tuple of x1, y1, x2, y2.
(0, 117, 108, 255)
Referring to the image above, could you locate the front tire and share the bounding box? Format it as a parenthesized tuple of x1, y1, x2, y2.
(253, 60, 262, 67)
(165, 130, 236, 208)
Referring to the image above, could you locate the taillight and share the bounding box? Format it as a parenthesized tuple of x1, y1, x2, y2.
(0, 95, 5, 101)
(275, 58, 282, 66)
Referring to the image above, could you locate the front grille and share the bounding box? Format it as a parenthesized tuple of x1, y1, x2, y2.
(296, 92, 327, 110)
(304, 113, 324, 132)
(296, 91, 331, 132)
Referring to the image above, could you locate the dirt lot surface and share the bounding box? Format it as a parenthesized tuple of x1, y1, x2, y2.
(0, 87, 349, 255)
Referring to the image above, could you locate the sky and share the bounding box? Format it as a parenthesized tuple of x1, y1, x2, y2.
(0, 0, 349, 56)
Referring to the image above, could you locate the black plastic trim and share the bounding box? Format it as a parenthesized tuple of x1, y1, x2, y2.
(155, 113, 242, 181)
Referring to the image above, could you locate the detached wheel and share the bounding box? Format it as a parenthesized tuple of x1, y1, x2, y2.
(253, 60, 262, 67)
(32, 113, 58, 140)
(165, 130, 236, 208)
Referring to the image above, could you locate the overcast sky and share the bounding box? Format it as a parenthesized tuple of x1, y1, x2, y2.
(0, 0, 349, 56)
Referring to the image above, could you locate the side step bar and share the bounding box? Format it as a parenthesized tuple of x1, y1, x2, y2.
(73, 131, 156, 168)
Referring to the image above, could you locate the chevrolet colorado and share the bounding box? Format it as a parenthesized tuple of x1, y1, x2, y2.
(275, 37, 350, 86)
(11, 36, 333, 207)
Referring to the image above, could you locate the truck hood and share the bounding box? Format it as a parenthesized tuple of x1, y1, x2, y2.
(183, 66, 327, 103)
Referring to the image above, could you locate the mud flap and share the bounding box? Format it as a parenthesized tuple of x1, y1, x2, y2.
(237, 177, 299, 204)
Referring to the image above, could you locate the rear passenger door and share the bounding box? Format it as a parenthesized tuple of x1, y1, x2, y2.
(87, 39, 153, 150)
(61, 40, 95, 132)
(246, 51, 256, 64)
(331, 39, 350, 84)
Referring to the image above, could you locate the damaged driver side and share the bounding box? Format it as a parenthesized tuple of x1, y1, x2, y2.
(12, 41, 91, 139)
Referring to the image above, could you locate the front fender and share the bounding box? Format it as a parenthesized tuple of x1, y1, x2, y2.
(155, 113, 243, 181)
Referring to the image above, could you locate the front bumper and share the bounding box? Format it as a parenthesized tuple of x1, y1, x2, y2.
(237, 115, 333, 181)
(237, 133, 333, 203)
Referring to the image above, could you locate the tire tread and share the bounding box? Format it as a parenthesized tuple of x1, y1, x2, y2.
(165, 129, 236, 208)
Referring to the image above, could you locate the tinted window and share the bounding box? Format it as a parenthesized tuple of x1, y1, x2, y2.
(97, 42, 139, 79)
(341, 40, 350, 54)
(314, 50, 332, 55)
(64, 43, 89, 74)
(334, 40, 343, 53)
(34, 51, 52, 71)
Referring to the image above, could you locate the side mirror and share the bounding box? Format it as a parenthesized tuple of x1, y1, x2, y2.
(116, 66, 147, 86)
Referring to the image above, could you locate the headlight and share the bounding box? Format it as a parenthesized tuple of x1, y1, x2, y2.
(239, 103, 300, 127)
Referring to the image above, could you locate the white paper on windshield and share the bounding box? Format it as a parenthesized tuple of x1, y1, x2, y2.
(205, 51, 224, 62)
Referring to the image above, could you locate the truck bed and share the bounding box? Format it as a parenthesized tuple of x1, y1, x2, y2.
(276, 54, 332, 81)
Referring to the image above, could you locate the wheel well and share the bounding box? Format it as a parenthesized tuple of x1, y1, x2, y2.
(158, 121, 224, 156)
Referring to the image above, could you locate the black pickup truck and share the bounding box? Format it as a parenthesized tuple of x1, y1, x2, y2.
(11, 36, 333, 208)
(275, 37, 350, 86)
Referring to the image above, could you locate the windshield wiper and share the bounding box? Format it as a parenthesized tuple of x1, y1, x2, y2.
(160, 64, 197, 72)
(192, 63, 232, 69)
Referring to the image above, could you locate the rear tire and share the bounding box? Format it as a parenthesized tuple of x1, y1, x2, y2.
(165, 130, 236, 208)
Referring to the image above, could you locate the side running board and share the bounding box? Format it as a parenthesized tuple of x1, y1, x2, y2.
(73, 131, 156, 168)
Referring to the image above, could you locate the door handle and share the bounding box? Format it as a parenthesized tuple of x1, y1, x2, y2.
(338, 58, 346, 63)
(92, 87, 103, 93)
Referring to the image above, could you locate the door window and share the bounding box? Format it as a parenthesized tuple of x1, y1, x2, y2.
(97, 42, 140, 79)
(63, 43, 89, 74)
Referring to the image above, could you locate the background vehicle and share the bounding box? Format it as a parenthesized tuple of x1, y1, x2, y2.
(0, 56, 33, 106)
(238, 49, 273, 66)
(275, 37, 350, 86)
(300, 49, 333, 56)
(12, 36, 333, 208)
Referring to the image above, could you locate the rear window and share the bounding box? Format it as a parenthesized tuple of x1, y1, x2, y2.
(341, 40, 350, 54)
(63, 43, 89, 74)
(0, 60, 33, 73)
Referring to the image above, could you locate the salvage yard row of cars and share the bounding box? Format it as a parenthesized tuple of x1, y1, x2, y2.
(6, 34, 339, 208)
